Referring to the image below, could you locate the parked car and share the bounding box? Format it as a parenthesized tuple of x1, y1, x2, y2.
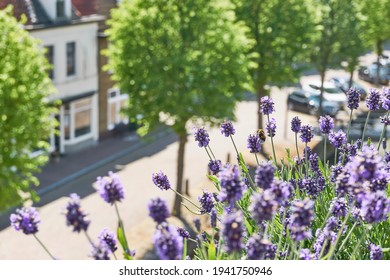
(329, 77, 367, 100)
(287, 90, 340, 116)
(358, 64, 389, 85)
(302, 81, 348, 109)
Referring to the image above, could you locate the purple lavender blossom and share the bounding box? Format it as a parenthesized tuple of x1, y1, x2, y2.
(329, 129, 347, 148)
(290, 198, 314, 228)
(270, 179, 294, 206)
(369, 243, 383, 260)
(218, 164, 245, 206)
(266, 118, 277, 137)
(247, 133, 261, 153)
(148, 197, 170, 224)
(260, 96, 275, 115)
(366, 88, 381, 111)
(153, 223, 183, 260)
(255, 161, 276, 189)
(356, 139, 362, 149)
(208, 159, 222, 175)
(369, 171, 389, 191)
(345, 145, 384, 184)
(249, 189, 278, 224)
(299, 125, 314, 143)
(10, 207, 40, 235)
(96, 171, 125, 204)
(313, 228, 337, 258)
(360, 191, 390, 223)
(331, 164, 343, 183)
(152, 171, 171, 191)
(98, 228, 117, 253)
(381, 87, 390, 111)
(198, 190, 215, 214)
(90, 243, 110, 260)
(291, 116, 302, 133)
(246, 235, 277, 260)
(319, 115, 334, 134)
(309, 153, 320, 173)
(177, 227, 190, 239)
(193, 127, 210, 147)
(221, 211, 245, 253)
(335, 171, 352, 197)
(210, 209, 217, 228)
(385, 152, 390, 163)
(380, 116, 390, 125)
(64, 193, 90, 233)
(220, 120, 235, 137)
(299, 249, 316, 260)
(330, 197, 348, 217)
(347, 87, 361, 110)
(298, 177, 320, 198)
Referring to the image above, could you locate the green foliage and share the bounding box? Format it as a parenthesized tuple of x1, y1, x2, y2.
(232, 0, 315, 89)
(360, 0, 390, 55)
(105, 0, 252, 135)
(0, 7, 56, 210)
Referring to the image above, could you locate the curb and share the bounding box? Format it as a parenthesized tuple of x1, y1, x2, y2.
(36, 128, 173, 197)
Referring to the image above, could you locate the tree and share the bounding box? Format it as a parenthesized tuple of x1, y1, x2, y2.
(360, 0, 390, 86)
(232, 0, 315, 129)
(105, 0, 251, 216)
(336, 1, 367, 89)
(0, 7, 56, 210)
(310, 0, 353, 116)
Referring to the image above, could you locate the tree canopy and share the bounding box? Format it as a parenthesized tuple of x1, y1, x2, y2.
(105, 0, 252, 216)
(0, 7, 56, 210)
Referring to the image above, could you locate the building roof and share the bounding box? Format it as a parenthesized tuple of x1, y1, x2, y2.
(0, 0, 103, 29)
(0, 0, 51, 25)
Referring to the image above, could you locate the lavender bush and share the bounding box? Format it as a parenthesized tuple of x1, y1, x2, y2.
(9, 87, 390, 260)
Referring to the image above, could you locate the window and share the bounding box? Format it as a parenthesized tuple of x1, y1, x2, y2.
(45, 45, 54, 79)
(66, 42, 76, 76)
(56, 0, 65, 18)
(107, 89, 129, 130)
(74, 98, 92, 137)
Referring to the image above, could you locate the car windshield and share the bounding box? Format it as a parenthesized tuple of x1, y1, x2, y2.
(309, 95, 320, 103)
(323, 87, 340, 94)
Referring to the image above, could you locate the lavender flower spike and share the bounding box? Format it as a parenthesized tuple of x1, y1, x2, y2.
(148, 197, 170, 224)
(218, 164, 245, 206)
(347, 87, 361, 110)
(382, 87, 390, 111)
(369, 243, 383, 260)
(193, 127, 210, 147)
(220, 120, 235, 137)
(98, 228, 117, 253)
(266, 117, 277, 137)
(329, 129, 347, 148)
(64, 193, 90, 233)
(10, 207, 40, 235)
(222, 211, 245, 253)
(365, 88, 381, 111)
(247, 133, 261, 153)
(291, 116, 302, 133)
(153, 223, 183, 260)
(319, 115, 334, 135)
(96, 171, 125, 204)
(260, 96, 275, 115)
(152, 171, 171, 190)
(299, 124, 314, 143)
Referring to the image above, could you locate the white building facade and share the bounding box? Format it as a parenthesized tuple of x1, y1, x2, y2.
(23, 0, 103, 154)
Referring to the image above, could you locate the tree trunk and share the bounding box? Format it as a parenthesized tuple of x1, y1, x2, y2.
(319, 70, 326, 117)
(173, 133, 187, 217)
(348, 69, 354, 90)
(375, 39, 383, 87)
(257, 86, 266, 129)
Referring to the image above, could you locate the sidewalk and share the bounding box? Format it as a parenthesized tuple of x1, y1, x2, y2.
(35, 126, 172, 197)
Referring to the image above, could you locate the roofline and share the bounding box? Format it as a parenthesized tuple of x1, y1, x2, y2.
(25, 14, 105, 31)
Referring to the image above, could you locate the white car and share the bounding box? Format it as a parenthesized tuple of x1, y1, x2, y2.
(302, 81, 347, 109)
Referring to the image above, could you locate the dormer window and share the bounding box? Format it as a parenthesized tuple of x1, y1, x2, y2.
(56, 0, 65, 18)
